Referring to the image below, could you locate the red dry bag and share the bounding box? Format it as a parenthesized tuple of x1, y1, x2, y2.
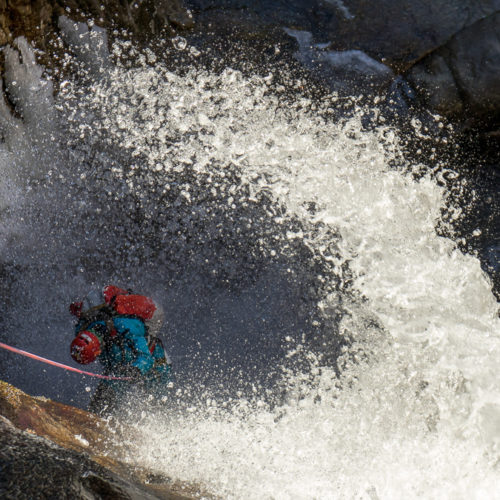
(113, 294, 156, 320)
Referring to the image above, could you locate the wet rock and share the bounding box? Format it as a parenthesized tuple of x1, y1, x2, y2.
(187, 0, 500, 69)
(2, 0, 500, 127)
(407, 12, 500, 126)
(284, 28, 394, 95)
(65, 0, 194, 35)
(322, 0, 500, 71)
(406, 53, 464, 116)
(0, 415, 191, 499)
(0, 381, 197, 500)
(43, 0, 500, 78)
(1, 416, 153, 500)
(186, 0, 500, 126)
(0, 0, 54, 48)
(0, 1, 193, 56)
(0, 379, 117, 467)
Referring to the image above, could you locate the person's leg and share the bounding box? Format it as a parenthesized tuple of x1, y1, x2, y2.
(88, 381, 119, 416)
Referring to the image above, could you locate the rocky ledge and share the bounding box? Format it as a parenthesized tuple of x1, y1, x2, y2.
(0, 0, 193, 45)
(2, 0, 500, 131)
(186, 0, 500, 130)
(0, 380, 199, 499)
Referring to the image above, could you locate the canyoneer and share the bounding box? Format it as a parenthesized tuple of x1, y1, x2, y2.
(69, 285, 171, 416)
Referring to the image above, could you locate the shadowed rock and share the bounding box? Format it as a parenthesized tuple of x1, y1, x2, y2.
(407, 11, 500, 126)
(0, 380, 201, 499)
(2, 0, 500, 126)
(186, 0, 500, 127)
(0, 1, 192, 50)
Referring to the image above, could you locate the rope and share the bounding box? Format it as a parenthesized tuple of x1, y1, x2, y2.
(0, 341, 132, 381)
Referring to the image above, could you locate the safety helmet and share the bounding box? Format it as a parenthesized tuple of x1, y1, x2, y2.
(70, 330, 102, 364)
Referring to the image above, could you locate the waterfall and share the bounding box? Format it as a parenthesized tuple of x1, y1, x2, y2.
(0, 19, 498, 499)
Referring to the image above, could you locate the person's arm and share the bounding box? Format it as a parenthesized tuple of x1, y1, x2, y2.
(129, 333, 154, 374)
(114, 317, 154, 375)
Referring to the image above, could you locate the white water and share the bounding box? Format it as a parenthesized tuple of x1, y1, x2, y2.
(123, 69, 500, 498)
(0, 25, 499, 499)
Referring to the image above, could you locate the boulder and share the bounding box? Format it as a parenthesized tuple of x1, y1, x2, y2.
(322, 0, 500, 71)
(2, 0, 500, 126)
(0, 0, 54, 46)
(284, 28, 394, 95)
(0, 1, 193, 52)
(407, 12, 500, 126)
(187, 0, 500, 69)
(0, 380, 197, 499)
(185, 0, 500, 125)
(1, 416, 160, 500)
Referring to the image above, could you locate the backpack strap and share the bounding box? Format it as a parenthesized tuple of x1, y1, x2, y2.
(78, 303, 115, 331)
(148, 336, 171, 369)
(78, 303, 160, 369)
(77, 305, 128, 361)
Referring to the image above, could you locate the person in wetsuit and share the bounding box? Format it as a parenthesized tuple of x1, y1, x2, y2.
(69, 285, 171, 416)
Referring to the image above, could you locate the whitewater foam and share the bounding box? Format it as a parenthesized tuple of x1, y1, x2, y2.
(0, 31, 499, 499)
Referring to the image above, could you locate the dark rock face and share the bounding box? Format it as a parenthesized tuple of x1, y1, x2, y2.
(0, 381, 196, 500)
(2, 0, 500, 125)
(408, 12, 500, 125)
(63, 0, 194, 33)
(0, 380, 120, 468)
(186, 0, 500, 127)
(322, 0, 500, 71)
(0, 1, 192, 50)
(0, 1, 194, 86)
(0, 0, 54, 46)
(0, 416, 162, 500)
(188, 0, 500, 70)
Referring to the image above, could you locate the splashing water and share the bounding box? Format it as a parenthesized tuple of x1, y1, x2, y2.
(0, 23, 499, 499)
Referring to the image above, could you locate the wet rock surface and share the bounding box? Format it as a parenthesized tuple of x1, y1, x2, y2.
(0, 381, 197, 499)
(0, 1, 192, 53)
(187, 0, 500, 69)
(1, 0, 500, 127)
(1, 417, 157, 500)
(187, 0, 500, 129)
(407, 11, 500, 126)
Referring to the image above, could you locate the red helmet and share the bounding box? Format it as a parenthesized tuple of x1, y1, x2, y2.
(70, 331, 102, 364)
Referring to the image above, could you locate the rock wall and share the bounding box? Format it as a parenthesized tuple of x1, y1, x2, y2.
(0, 1, 192, 50)
(1, 1, 499, 127)
(0, 381, 197, 499)
(407, 11, 500, 125)
(1, 417, 159, 500)
(186, 0, 500, 128)
(187, 0, 499, 70)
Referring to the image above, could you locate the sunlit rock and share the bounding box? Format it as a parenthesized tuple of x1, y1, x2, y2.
(0, 380, 197, 499)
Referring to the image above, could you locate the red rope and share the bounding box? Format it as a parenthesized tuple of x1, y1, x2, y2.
(0, 341, 132, 381)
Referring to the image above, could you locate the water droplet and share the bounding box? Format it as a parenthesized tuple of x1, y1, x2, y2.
(189, 46, 201, 57)
(172, 36, 187, 51)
